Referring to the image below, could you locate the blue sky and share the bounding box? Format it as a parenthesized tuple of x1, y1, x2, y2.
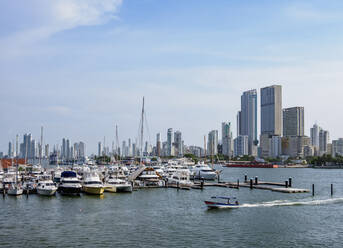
(1, 0, 343, 154)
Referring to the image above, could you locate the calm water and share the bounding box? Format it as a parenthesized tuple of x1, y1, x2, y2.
(1, 167, 343, 247)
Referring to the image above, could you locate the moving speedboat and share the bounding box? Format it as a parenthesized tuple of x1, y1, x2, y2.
(204, 196, 239, 209)
(58, 171, 82, 195)
(82, 172, 104, 195)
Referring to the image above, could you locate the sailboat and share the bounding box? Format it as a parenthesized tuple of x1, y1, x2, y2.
(7, 157, 23, 196)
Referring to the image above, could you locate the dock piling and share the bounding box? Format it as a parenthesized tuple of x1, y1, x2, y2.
(288, 178, 292, 188)
(250, 178, 253, 189)
(177, 182, 179, 191)
(285, 181, 288, 188)
(312, 184, 315, 196)
(237, 179, 240, 189)
(201, 177, 204, 190)
(331, 184, 333, 196)
(255, 177, 258, 185)
(244, 175, 247, 182)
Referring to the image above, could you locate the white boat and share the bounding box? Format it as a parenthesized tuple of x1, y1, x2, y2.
(58, 171, 82, 195)
(104, 178, 132, 193)
(37, 175, 57, 196)
(204, 196, 239, 209)
(82, 172, 104, 195)
(191, 162, 218, 180)
(7, 183, 23, 196)
(167, 170, 193, 187)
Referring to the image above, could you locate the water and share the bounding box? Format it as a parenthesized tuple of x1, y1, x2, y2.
(1, 167, 343, 247)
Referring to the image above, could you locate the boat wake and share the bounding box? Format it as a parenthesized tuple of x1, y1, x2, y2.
(239, 198, 343, 208)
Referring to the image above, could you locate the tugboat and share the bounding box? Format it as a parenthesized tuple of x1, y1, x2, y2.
(204, 196, 239, 209)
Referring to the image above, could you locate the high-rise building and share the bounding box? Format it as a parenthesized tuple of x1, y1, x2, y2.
(236, 111, 242, 137)
(261, 85, 282, 136)
(234, 135, 249, 157)
(260, 85, 282, 157)
(167, 128, 174, 156)
(8, 142, 12, 157)
(174, 131, 183, 157)
(319, 129, 329, 156)
(222, 122, 233, 157)
(98, 142, 102, 157)
(207, 130, 218, 156)
(310, 124, 321, 155)
(283, 107, 304, 137)
(270, 135, 282, 158)
(156, 133, 161, 157)
(240, 89, 258, 155)
(332, 138, 343, 157)
(62, 138, 66, 159)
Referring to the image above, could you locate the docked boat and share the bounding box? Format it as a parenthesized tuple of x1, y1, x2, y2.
(167, 170, 193, 188)
(104, 178, 132, 193)
(37, 175, 57, 196)
(191, 162, 218, 180)
(204, 196, 239, 209)
(82, 172, 104, 195)
(58, 171, 82, 195)
(7, 183, 23, 196)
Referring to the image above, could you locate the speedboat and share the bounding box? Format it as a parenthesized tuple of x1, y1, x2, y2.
(58, 171, 82, 195)
(191, 162, 218, 180)
(204, 196, 239, 209)
(104, 178, 132, 193)
(82, 172, 104, 195)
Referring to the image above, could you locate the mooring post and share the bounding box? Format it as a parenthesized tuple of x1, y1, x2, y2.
(217, 174, 220, 183)
(237, 179, 240, 189)
(285, 181, 288, 188)
(288, 178, 292, 188)
(201, 177, 204, 190)
(331, 184, 333, 196)
(3, 189, 5, 198)
(244, 175, 247, 182)
(177, 182, 179, 191)
(255, 176, 258, 185)
(250, 178, 253, 189)
(312, 184, 315, 196)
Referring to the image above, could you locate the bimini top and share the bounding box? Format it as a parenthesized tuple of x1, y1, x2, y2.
(61, 171, 77, 178)
(211, 196, 237, 200)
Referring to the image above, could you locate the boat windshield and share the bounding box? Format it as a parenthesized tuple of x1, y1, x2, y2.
(62, 180, 80, 184)
(84, 181, 102, 185)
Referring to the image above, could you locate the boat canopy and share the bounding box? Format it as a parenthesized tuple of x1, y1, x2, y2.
(211, 196, 237, 200)
(61, 171, 77, 178)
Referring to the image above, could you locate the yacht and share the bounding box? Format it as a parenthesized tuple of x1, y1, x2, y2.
(82, 172, 104, 195)
(7, 182, 23, 196)
(37, 175, 57, 196)
(58, 171, 82, 195)
(104, 177, 132, 193)
(191, 162, 218, 180)
(167, 170, 193, 187)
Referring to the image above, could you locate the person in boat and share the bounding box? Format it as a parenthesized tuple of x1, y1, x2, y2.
(235, 200, 239, 205)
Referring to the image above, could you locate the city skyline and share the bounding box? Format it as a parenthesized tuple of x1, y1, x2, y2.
(2, 1, 343, 153)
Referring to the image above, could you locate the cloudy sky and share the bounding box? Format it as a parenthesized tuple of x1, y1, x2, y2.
(1, 0, 343, 154)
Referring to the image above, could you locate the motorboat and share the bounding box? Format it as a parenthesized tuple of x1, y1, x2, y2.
(167, 170, 193, 188)
(82, 172, 104, 195)
(7, 183, 23, 196)
(191, 162, 218, 180)
(104, 177, 132, 193)
(37, 175, 57, 196)
(204, 196, 239, 209)
(58, 171, 82, 195)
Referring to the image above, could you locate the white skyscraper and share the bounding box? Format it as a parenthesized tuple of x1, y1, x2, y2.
(167, 128, 174, 156)
(207, 130, 218, 156)
(234, 135, 249, 157)
(222, 122, 233, 157)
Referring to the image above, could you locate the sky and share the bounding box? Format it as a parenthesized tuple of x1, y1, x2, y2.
(1, 0, 343, 154)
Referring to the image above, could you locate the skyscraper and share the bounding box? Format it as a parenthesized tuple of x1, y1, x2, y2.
(283, 107, 304, 137)
(240, 89, 258, 155)
(174, 131, 183, 157)
(261, 85, 282, 135)
(167, 128, 174, 156)
(207, 130, 218, 156)
(234, 135, 248, 157)
(156, 133, 161, 157)
(222, 122, 233, 157)
(260, 85, 282, 157)
(310, 124, 320, 155)
(98, 142, 102, 157)
(319, 129, 329, 156)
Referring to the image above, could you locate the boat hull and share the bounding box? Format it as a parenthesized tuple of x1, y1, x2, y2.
(82, 186, 104, 195)
(58, 186, 82, 195)
(204, 201, 239, 209)
(37, 188, 57, 196)
(7, 188, 23, 196)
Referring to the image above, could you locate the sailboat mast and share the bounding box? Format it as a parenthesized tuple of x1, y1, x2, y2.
(140, 97, 145, 165)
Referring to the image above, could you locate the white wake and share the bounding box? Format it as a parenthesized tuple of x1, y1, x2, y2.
(239, 198, 343, 208)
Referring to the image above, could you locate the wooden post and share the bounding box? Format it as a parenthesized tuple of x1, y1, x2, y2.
(244, 175, 247, 182)
(237, 179, 240, 189)
(312, 184, 315, 196)
(177, 182, 179, 191)
(331, 184, 333, 196)
(288, 178, 292, 188)
(285, 181, 288, 188)
(255, 177, 258, 185)
(217, 174, 220, 183)
(3, 189, 5, 198)
(250, 178, 253, 189)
